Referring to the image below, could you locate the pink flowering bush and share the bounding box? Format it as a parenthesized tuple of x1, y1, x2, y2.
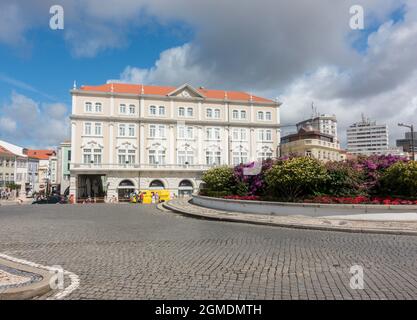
(201, 154, 417, 205)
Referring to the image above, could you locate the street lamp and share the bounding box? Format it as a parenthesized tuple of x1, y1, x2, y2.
(398, 123, 415, 161)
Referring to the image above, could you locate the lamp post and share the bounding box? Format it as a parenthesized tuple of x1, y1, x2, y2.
(398, 123, 415, 161)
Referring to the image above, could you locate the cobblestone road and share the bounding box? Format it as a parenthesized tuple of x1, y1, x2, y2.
(1, 204, 417, 299)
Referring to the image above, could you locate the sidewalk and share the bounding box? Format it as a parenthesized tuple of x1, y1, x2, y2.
(0, 199, 32, 206)
(163, 198, 417, 236)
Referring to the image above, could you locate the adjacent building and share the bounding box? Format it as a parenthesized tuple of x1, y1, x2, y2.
(0, 145, 16, 189)
(57, 141, 71, 195)
(296, 113, 338, 142)
(396, 131, 417, 154)
(280, 123, 344, 162)
(346, 116, 389, 156)
(27, 150, 57, 194)
(69, 82, 281, 202)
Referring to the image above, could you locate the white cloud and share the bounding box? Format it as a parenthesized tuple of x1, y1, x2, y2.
(0, 92, 70, 148)
(0, 117, 17, 133)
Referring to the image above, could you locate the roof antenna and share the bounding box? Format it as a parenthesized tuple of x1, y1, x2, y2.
(73, 80, 77, 89)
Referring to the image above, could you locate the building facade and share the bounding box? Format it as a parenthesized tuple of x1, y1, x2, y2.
(346, 116, 389, 156)
(281, 125, 344, 162)
(296, 113, 338, 142)
(0, 145, 16, 189)
(69, 83, 281, 202)
(27, 150, 57, 194)
(396, 131, 417, 154)
(57, 141, 72, 195)
(0, 140, 29, 195)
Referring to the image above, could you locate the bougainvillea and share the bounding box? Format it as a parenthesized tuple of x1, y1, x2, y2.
(200, 155, 417, 205)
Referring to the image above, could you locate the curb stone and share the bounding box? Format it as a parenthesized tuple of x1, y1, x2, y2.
(163, 200, 417, 236)
(0, 257, 53, 300)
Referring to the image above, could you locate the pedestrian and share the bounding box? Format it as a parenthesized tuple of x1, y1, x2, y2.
(155, 192, 160, 204)
(139, 192, 144, 204)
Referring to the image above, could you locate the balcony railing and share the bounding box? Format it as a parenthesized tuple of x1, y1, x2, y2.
(71, 163, 216, 171)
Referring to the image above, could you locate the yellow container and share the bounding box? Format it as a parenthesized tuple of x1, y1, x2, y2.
(140, 190, 171, 204)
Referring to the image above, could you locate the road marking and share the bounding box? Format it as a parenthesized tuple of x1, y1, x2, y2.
(0, 253, 80, 299)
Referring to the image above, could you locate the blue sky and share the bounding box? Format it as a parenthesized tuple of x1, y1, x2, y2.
(0, 1, 416, 148)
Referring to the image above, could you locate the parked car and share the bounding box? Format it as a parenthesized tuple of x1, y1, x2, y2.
(32, 195, 67, 205)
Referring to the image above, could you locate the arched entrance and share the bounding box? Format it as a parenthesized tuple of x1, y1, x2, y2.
(118, 180, 135, 202)
(149, 180, 165, 190)
(178, 180, 193, 197)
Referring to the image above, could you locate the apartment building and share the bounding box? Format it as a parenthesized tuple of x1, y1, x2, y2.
(69, 82, 281, 202)
(296, 113, 338, 142)
(281, 124, 344, 162)
(57, 141, 72, 195)
(346, 116, 389, 155)
(27, 150, 57, 194)
(0, 145, 16, 189)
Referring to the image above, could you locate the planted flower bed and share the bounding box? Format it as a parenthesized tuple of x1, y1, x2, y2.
(200, 155, 417, 206)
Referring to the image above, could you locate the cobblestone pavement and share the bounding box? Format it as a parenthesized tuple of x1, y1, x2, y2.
(1, 204, 417, 299)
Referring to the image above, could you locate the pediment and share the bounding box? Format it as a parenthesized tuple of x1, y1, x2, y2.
(167, 84, 205, 99)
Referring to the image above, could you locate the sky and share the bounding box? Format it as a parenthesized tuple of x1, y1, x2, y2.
(0, 0, 416, 149)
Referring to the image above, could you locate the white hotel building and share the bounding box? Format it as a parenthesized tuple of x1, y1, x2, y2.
(69, 83, 281, 202)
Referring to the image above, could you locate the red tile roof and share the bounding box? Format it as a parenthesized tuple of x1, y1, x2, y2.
(27, 150, 56, 160)
(0, 145, 15, 156)
(79, 83, 275, 103)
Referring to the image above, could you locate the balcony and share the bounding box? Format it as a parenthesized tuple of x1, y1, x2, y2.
(71, 163, 215, 172)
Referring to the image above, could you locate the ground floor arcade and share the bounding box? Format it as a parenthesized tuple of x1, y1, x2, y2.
(69, 170, 202, 203)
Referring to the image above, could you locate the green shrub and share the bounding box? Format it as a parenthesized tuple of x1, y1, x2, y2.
(380, 161, 417, 198)
(201, 166, 236, 195)
(264, 157, 328, 201)
(323, 161, 364, 197)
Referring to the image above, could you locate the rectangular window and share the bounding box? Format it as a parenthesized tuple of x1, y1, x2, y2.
(178, 107, 185, 117)
(206, 109, 213, 118)
(150, 106, 157, 115)
(149, 125, 156, 138)
(149, 150, 166, 165)
(159, 106, 165, 115)
(158, 125, 165, 138)
(83, 149, 92, 164)
(240, 110, 246, 119)
(232, 110, 239, 119)
(214, 128, 220, 140)
(265, 112, 272, 121)
(128, 124, 135, 137)
(206, 151, 221, 166)
(187, 108, 193, 117)
(85, 102, 92, 112)
(214, 109, 220, 118)
(129, 105, 135, 114)
(118, 149, 126, 164)
(94, 123, 102, 136)
(119, 124, 126, 137)
(119, 104, 126, 114)
(84, 122, 92, 135)
(257, 112, 264, 121)
(95, 103, 102, 113)
(266, 130, 272, 141)
(233, 129, 239, 140)
(178, 150, 194, 165)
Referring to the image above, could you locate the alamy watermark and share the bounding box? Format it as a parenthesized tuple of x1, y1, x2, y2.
(349, 265, 364, 290)
(50, 5, 64, 30)
(350, 5, 365, 30)
(49, 265, 65, 290)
